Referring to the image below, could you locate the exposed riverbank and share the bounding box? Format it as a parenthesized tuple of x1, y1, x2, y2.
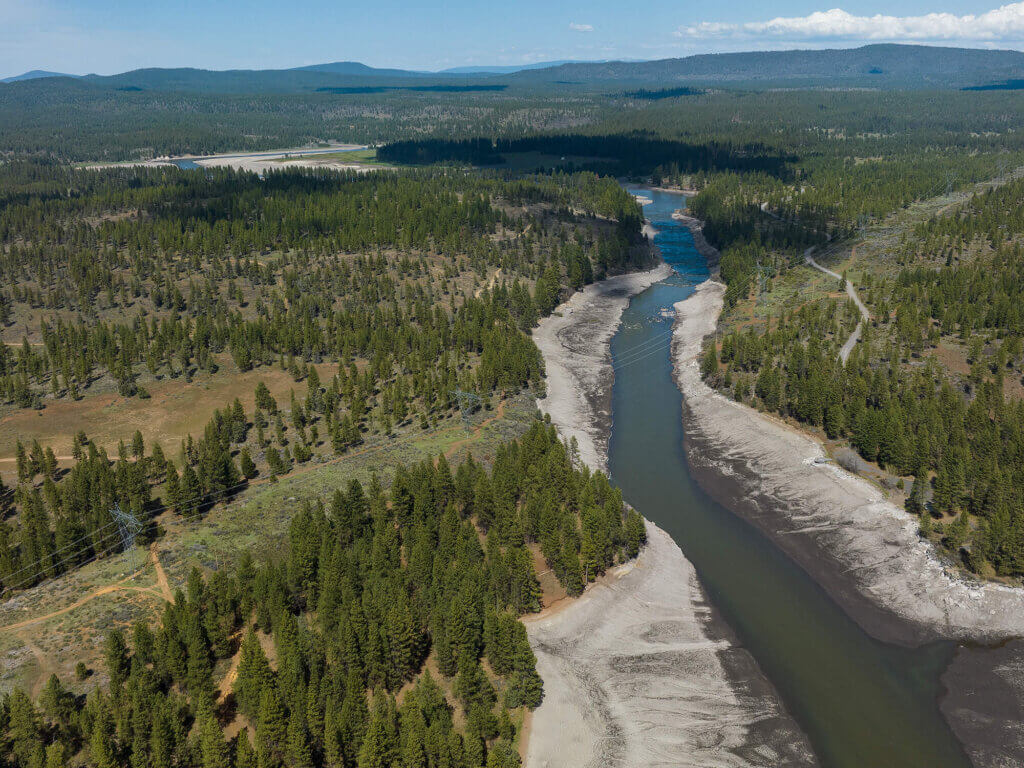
(672, 279, 1024, 643)
(523, 519, 815, 768)
(672, 277, 1024, 766)
(533, 263, 671, 474)
(672, 212, 720, 272)
(528, 256, 815, 766)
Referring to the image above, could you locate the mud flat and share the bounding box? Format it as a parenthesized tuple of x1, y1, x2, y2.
(672, 278, 1024, 766)
(529, 264, 815, 767)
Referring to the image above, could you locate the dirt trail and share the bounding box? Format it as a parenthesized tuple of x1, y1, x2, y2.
(218, 645, 244, 702)
(0, 570, 164, 632)
(0, 403, 508, 634)
(19, 632, 56, 699)
(150, 543, 175, 603)
(444, 399, 506, 459)
(755, 202, 867, 363)
(803, 242, 868, 363)
(475, 267, 503, 297)
(217, 621, 253, 703)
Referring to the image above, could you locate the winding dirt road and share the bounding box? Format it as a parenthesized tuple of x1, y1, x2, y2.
(803, 243, 869, 363)
(756, 202, 867, 363)
(0, 572, 165, 632)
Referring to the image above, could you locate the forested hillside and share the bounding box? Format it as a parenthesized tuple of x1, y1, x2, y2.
(505, 44, 1024, 89)
(0, 160, 651, 593)
(0, 421, 646, 767)
(702, 172, 1024, 579)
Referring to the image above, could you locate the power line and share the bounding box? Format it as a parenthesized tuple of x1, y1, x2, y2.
(0, 402, 511, 595)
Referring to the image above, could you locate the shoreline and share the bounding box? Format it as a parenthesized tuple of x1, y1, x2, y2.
(672, 278, 1024, 766)
(671, 279, 1024, 644)
(533, 262, 671, 474)
(528, 258, 816, 766)
(672, 211, 721, 273)
(522, 519, 815, 768)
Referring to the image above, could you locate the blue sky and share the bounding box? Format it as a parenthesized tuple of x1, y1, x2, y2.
(3, 0, 1024, 78)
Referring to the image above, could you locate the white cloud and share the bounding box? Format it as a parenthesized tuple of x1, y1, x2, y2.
(676, 3, 1024, 42)
(569, 22, 594, 33)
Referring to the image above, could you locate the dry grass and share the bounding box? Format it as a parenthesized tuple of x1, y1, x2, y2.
(0, 359, 336, 471)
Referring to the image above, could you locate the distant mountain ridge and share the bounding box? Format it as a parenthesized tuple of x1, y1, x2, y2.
(5, 45, 1024, 93)
(1, 69, 76, 83)
(439, 60, 587, 74)
(0, 60, 594, 84)
(506, 44, 1024, 88)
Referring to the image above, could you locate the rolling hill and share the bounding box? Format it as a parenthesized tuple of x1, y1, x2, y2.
(1, 69, 77, 83)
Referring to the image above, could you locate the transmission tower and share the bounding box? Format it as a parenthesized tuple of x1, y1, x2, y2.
(451, 389, 481, 428)
(755, 260, 768, 308)
(110, 504, 143, 572)
(857, 213, 869, 238)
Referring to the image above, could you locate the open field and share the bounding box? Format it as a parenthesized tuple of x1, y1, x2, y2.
(0, 359, 338, 474)
(194, 145, 381, 173)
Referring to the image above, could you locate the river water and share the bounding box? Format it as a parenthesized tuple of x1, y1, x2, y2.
(607, 188, 970, 768)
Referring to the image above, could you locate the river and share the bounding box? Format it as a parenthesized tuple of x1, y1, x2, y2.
(607, 187, 970, 768)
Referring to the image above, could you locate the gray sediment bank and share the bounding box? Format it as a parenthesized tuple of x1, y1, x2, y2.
(523, 520, 815, 768)
(528, 261, 815, 767)
(672, 277, 1024, 767)
(672, 280, 1024, 643)
(533, 263, 671, 474)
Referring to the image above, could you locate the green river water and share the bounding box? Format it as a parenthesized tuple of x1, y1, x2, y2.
(606, 187, 971, 768)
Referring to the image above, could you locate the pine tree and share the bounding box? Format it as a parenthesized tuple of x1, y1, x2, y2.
(357, 697, 398, 768)
(104, 628, 130, 687)
(90, 701, 118, 768)
(235, 733, 258, 768)
(240, 447, 258, 479)
(287, 707, 314, 768)
(256, 685, 288, 768)
(199, 713, 232, 768)
(235, 630, 275, 718)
